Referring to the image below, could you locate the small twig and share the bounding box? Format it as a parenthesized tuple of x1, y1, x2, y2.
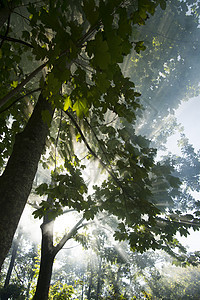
(13, 10, 31, 23)
(62, 209, 76, 215)
(54, 217, 84, 254)
(0, 87, 41, 114)
(14, 1, 44, 8)
(156, 216, 200, 228)
(0, 63, 46, 109)
(75, 60, 95, 74)
(63, 110, 124, 190)
(62, 244, 81, 250)
(78, 53, 90, 61)
(14, 266, 24, 284)
(84, 117, 114, 172)
(0, 34, 34, 48)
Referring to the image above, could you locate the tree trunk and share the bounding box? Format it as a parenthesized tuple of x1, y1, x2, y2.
(33, 206, 84, 299)
(33, 215, 55, 300)
(32, 250, 55, 300)
(96, 257, 102, 300)
(87, 267, 93, 300)
(0, 93, 53, 270)
(1, 230, 22, 300)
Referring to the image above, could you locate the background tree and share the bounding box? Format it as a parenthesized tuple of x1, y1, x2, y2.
(145, 264, 200, 299)
(0, 230, 37, 299)
(123, 0, 200, 147)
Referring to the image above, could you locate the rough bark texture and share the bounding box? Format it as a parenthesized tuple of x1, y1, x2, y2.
(0, 93, 53, 270)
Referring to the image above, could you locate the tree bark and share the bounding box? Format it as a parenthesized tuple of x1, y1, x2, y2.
(0, 93, 54, 270)
(33, 217, 55, 300)
(33, 202, 84, 300)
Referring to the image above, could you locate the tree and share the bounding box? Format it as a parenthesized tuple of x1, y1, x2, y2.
(124, 0, 200, 147)
(1, 229, 23, 300)
(0, 229, 38, 300)
(0, 0, 169, 270)
(1, 5, 200, 300)
(145, 264, 200, 299)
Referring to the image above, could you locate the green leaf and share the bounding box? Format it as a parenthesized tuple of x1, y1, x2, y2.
(73, 98, 88, 118)
(159, 0, 166, 10)
(134, 41, 146, 54)
(41, 109, 52, 127)
(64, 96, 72, 111)
(118, 8, 132, 37)
(83, 0, 99, 26)
(11, 81, 18, 88)
(87, 32, 111, 70)
(94, 72, 110, 93)
(22, 30, 30, 41)
(35, 183, 48, 196)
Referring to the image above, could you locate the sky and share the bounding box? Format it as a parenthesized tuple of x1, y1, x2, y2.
(166, 95, 200, 252)
(166, 96, 200, 153)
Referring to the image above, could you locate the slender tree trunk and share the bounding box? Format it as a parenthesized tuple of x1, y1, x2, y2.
(87, 267, 93, 300)
(33, 213, 55, 300)
(1, 230, 22, 300)
(96, 257, 102, 300)
(33, 197, 84, 299)
(81, 274, 84, 300)
(0, 93, 54, 270)
(32, 250, 55, 300)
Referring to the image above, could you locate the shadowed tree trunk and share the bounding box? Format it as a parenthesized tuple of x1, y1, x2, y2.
(33, 215, 56, 300)
(33, 204, 84, 300)
(0, 93, 54, 270)
(1, 229, 22, 300)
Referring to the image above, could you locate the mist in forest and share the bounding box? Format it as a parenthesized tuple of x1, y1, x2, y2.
(1, 0, 200, 299)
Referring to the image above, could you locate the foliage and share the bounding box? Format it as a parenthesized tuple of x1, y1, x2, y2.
(49, 281, 75, 300)
(145, 265, 200, 299)
(1, 0, 185, 258)
(125, 0, 200, 147)
(1, 1, 200, 298)
(0, 283, 25, 300)
(0, 232, 38, 298)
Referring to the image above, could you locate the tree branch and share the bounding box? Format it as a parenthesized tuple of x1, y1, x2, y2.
(63, 110, 126, 191)
(53, 217, 84, 255)
(0, 9, 104, 109)
(0, 87, 41, 114)
(62, 208, 76, 215)
(84, 117, 113, 171)
(0, 63, 46, 109)
(0, 34, 34, 48)
(156, 216, 200, 228)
